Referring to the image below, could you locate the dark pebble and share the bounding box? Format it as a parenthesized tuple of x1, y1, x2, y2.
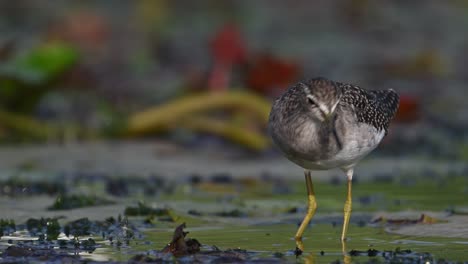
(4, 246, 33, 257)
(210, 173, 233, 184)
(130, 254, 155, 262)
(106, 178, 129, 197)
(273, 252, 283, 258)
(189, 174, 202, 184)
(368, 249, 379, 257)
(215, 209, 245, 217)
(188, 209, 203, 216)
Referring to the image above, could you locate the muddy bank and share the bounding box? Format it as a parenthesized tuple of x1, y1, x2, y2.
(0, 141, 465, 181)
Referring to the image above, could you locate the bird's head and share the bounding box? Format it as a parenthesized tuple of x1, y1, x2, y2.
(299, 77, 342, 122)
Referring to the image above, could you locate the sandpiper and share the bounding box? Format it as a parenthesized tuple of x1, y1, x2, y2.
(268, 77, 399, 252)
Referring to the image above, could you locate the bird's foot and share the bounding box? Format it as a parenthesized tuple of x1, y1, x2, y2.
(294, 237, 304, 257)
(294, 246, 303, 257)
(341, 238, 349, 256)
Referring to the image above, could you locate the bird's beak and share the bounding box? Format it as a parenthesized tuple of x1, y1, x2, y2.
(319, 105, 333, 121)
(324, 111, 333, 121)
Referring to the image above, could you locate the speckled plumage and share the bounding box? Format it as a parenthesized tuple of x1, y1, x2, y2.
(338, 82, 399, 135)
(269, 77, 399, 246)
(268, 77, 399, 172)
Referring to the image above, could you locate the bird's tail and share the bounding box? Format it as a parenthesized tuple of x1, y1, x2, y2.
(373, 89, 400, 120)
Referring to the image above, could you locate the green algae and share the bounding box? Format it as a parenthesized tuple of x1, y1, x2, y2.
(124, 201, 170, 217)
(26, 217, 60, 240)
(1, 173, 468, 262)
(86, 223, 468, 263)
(48, 193, 115, 210)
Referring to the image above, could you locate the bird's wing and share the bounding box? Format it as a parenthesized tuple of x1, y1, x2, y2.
(368, 89, 400, 121)
(339, 84, 399, 134)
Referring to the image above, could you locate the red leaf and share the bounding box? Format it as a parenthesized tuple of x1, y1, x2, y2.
(210, 24, 247, 66)
(395, 94, 420, 122)
(246, 54, 300, 95)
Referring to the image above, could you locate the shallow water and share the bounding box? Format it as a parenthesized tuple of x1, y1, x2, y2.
(1, 170, 468, 263)
(72, 223, 468, 263)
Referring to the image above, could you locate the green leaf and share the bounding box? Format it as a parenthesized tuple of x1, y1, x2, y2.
(12, 42, 79, 84)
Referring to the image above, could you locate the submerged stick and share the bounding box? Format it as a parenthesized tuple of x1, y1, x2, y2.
(125, 91, 271, 150)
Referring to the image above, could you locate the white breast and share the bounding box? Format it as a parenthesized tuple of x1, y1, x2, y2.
(287, 124, 385, 171)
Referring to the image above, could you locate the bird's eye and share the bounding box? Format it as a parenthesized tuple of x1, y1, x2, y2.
(307, 97, 316, 106)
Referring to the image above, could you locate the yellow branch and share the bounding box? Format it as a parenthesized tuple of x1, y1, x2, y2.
(126, 91, 271, 136)
(181, 116, 270, 151)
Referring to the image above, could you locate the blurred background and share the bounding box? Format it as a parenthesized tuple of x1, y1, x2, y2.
(1, 1, 468, 262)
(0, 0, 467, 171)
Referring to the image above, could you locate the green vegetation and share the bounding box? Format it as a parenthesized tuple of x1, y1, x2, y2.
(26, 217, 60, 240)
(48, 194, 115, 210)
(0, 219, 15, 237)
(124, 201, 170, 216)
(0, 42, 78, 113)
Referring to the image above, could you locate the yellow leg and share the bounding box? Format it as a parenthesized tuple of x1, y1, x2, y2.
(295, 170, 317, 252)
(342, 240, 351, 264)
(341, 175, 353, 242)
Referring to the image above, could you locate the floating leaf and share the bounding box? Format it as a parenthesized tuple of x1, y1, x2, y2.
(162, 223, 201, 257)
